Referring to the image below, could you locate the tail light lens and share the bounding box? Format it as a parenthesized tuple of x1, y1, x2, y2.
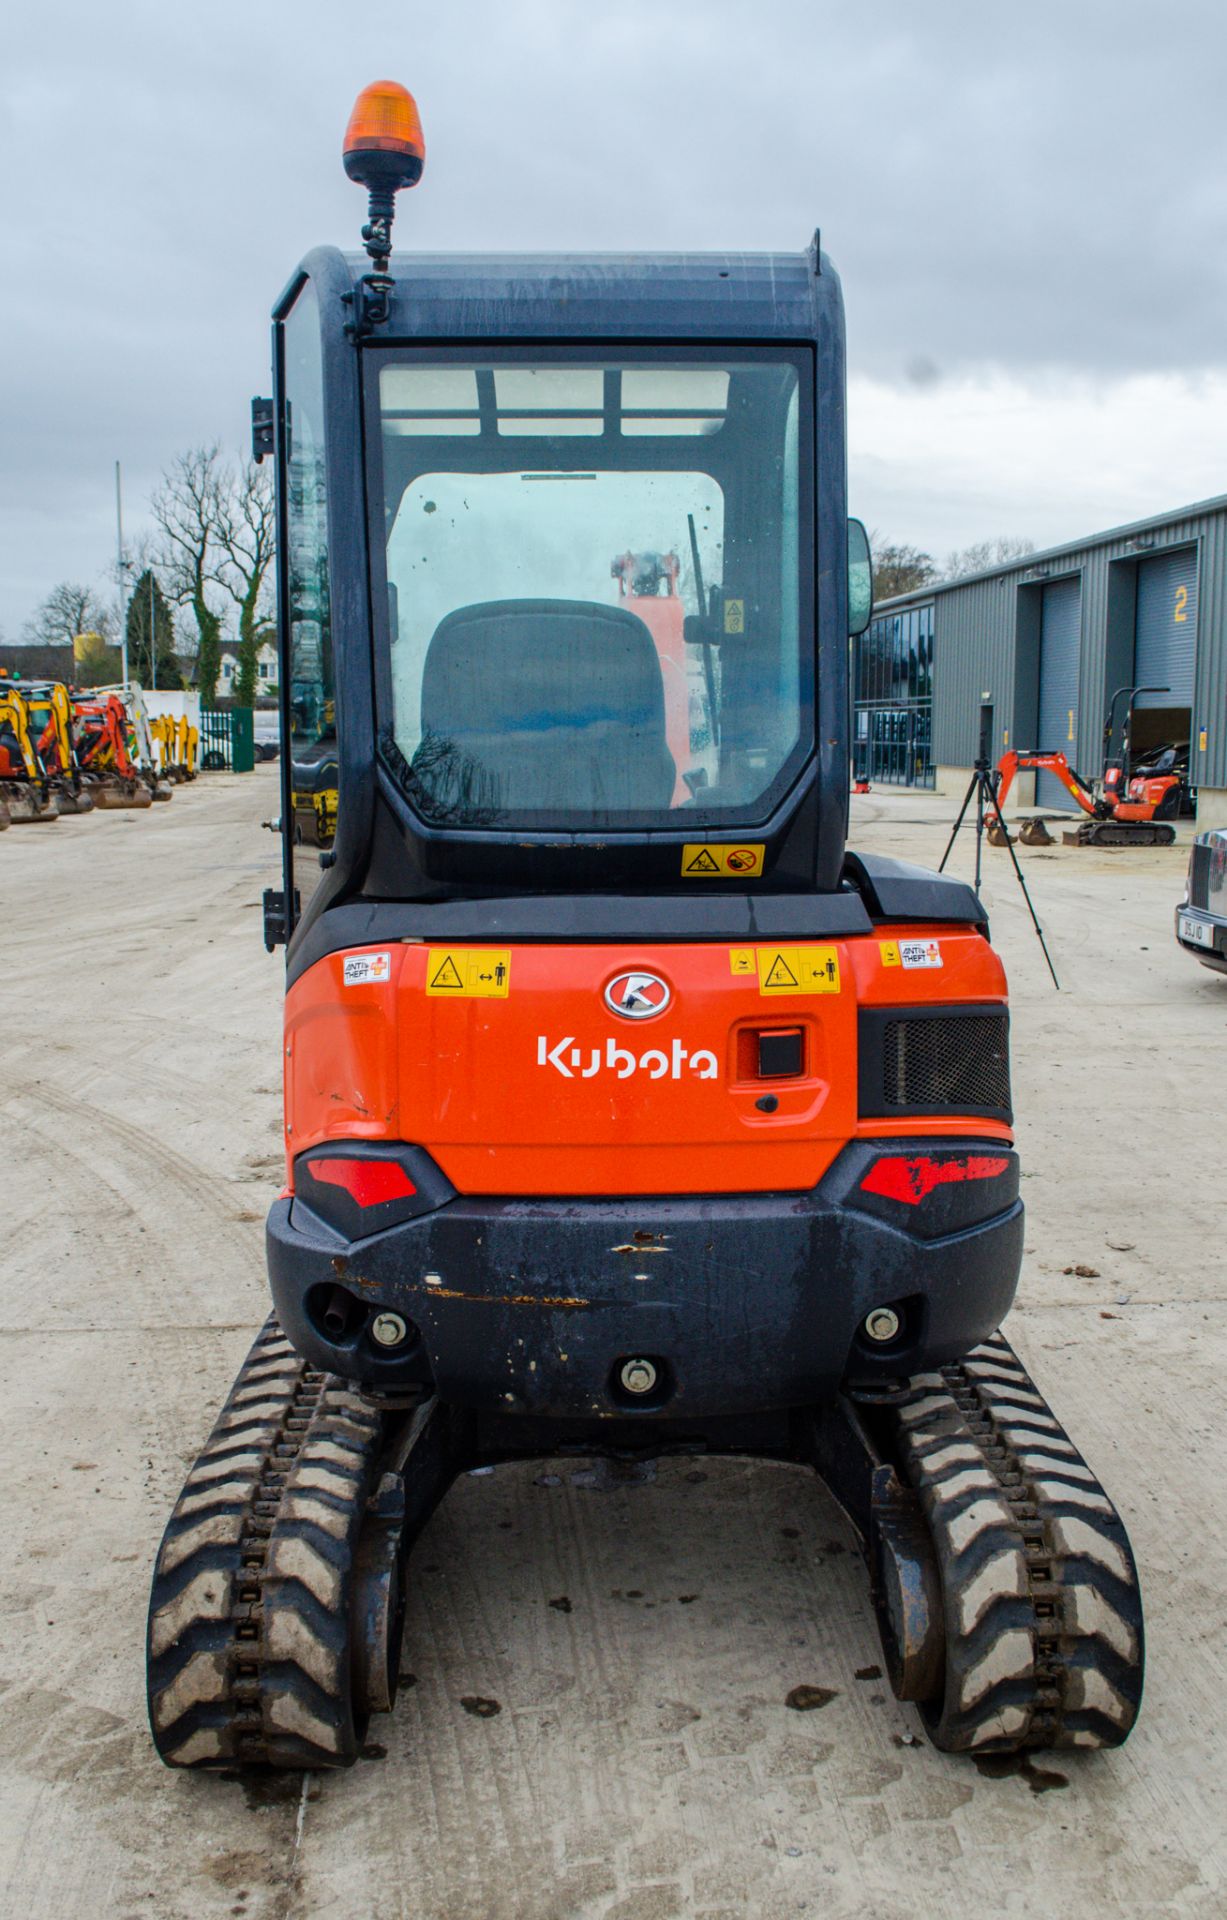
(292, 1143, 454, 1239)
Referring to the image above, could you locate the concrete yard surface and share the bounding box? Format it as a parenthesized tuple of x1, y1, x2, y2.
(1, 768, 1224, 1919)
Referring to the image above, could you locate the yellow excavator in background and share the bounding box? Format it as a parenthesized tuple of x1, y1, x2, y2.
(0, 678, 59, 824)
(23, 682, 95, 815)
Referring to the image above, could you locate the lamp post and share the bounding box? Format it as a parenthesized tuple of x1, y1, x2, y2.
(115, 461, 131, 696)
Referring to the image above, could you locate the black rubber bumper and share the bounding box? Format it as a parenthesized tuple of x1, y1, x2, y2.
(267, 1139, 1022, 1418)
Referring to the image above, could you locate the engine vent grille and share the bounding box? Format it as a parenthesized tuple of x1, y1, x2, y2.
(859, 1006, 1012, 1121)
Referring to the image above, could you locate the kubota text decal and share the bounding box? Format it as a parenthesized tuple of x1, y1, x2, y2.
(538, 1036, 719, 1080)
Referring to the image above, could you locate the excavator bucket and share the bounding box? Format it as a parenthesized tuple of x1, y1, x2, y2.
(92, 781, 154, 810)
(1018, 817, 1055, 846)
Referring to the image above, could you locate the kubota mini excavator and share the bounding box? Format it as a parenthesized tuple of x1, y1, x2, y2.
(994, 684, 1189, 847)
(147, 81, 1145, 1770)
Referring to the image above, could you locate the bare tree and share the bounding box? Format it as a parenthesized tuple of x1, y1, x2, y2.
(151, 447, 228, 702)
(869, 537, 936, 602)
(23, 581, 114, 648)
(942, 535, 1035, 581)
(214, 460, 276, 706)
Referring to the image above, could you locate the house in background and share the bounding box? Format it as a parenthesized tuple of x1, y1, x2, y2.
(218, 643, 278, 694)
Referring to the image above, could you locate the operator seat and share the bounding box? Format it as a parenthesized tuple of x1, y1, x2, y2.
(415, 598, 676, 815)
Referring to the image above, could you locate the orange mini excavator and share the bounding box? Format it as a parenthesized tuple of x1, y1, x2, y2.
(71, 691, 154, 809)
(147, 81, 1145, 1770)
(994, 684, 1189, 847)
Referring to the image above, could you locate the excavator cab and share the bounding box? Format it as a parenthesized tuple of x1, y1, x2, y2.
(148, 81, 1144, 1772)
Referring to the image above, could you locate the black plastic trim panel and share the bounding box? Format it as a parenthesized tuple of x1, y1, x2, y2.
(286, 892, 875, 990)
(843, 851, 985, 928)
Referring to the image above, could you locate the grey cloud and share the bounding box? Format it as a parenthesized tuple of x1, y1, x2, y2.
(2, 0, 1225, 634)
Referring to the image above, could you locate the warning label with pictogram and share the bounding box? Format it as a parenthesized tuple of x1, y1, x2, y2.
(753, 945, 841, 995)
(728, 948, 757, 976)
(681, 843, 765, 878)
(723, 598, 745, 634)
(424, 948, 512, 998)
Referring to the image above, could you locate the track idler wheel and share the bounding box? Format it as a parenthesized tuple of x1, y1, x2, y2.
(869, 1465, 944, 1700)
(351, 1473, 409, 1717)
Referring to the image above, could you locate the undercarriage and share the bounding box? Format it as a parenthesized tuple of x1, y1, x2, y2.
(147, 1318, 1143, 1766)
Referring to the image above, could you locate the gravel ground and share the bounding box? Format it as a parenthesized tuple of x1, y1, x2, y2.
(1, 766, 1223, 1920)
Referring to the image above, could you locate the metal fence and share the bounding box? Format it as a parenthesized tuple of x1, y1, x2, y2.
(853, 702, 935, 788)
(199, 707, 255, 773)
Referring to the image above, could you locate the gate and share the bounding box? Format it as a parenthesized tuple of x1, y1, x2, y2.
(854, 703, 935, 788)
(199, 708, 255, 773)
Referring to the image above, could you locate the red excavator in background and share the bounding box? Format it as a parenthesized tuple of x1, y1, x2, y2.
(610, 550, 693, 805)
(993, 683, 1190, 847)
(71, 692, 155, 809)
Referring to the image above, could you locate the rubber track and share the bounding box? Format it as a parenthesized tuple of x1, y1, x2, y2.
(146, 1317, 385, 1769)
(891, 1332, 1144, 1752)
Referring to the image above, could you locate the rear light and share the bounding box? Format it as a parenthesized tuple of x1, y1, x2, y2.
(292, 1144, 454, 1240)
(860, 1154, 1010, 1206)
(848, 1144, 1019, 1240)
(306, 1157, 416, 1207)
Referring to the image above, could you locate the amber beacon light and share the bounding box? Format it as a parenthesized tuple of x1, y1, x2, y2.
(343, 81, 426, 321)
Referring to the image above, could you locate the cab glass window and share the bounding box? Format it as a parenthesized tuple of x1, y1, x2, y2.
(370, 350, 812, 830)
(281, 283, 338, 860)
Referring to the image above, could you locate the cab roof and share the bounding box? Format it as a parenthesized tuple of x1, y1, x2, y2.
(301, 240, 841, 342)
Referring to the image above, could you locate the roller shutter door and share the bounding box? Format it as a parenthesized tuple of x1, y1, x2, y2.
(1037, 577, 1081, 810)
(1135, 548, 1197, 708)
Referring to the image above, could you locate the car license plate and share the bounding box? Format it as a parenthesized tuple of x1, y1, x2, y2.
(1180, 914, 1212, 948)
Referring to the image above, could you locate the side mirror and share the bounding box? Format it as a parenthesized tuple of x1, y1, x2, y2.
(847, 518, 873, 636)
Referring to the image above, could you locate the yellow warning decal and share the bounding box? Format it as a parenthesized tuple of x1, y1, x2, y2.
(424, 949, 512, 997)
(879, 940, 901, 967)
(681, 843, 765, 878)
(755, 946, 841, 994)
(729, 947, 757, 976)
(723, 598, 745, 634)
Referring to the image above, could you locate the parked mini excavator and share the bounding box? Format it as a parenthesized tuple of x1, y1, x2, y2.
(71, 691, 155, 809)
(0, 678, 59, 824)
(993, 684, 1189, 847)
(24, 681, 95, 815)
(147, 82, 1144, 1770)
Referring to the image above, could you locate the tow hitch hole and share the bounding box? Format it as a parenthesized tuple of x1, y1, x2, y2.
(609, 1355, 673, 1410)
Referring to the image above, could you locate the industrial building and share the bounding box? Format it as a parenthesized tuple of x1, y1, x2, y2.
(855, 494, 1227, 827)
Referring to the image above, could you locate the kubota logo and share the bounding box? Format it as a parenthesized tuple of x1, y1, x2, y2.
(604, 971, 670, 1019)
(537, 1036, 719, 1080)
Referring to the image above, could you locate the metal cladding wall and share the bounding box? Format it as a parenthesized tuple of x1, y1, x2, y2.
(880, 495, 1227, 796)
(1037, 579, 1082, 807)
(1135, 548, 1197, 707)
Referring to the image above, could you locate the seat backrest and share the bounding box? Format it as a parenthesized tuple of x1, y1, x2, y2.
(416, 598, 676, 815)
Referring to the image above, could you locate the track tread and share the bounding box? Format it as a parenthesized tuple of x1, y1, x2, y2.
(146, 1316, 387, 1770)
(887, 1333, 1144, 1753)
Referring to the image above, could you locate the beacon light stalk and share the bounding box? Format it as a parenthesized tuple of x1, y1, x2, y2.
(343, 81, 426, 327)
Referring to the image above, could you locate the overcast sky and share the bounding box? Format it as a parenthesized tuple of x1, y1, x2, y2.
(3, 0, 1226, 638)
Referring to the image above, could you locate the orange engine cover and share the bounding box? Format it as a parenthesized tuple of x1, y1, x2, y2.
(284, 929, 1009, 1198)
